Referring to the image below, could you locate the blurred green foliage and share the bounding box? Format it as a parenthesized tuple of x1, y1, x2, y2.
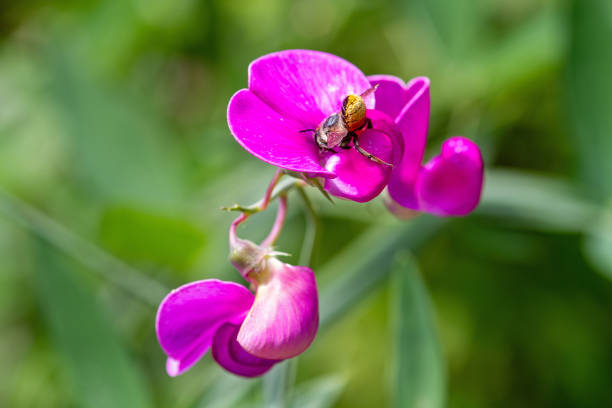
(1, 0, 612, 407)
(99, 205, 206, 272)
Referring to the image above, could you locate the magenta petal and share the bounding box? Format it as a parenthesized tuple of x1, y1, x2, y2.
(211, 323, 278, 378)
(416, 137, 484, 216)
(386, 77, 431, 209)
(156, 279, 254, 376)
(322, 129, 393, 202)
(238, 259, 318, 360)
(368, 75, 410, 121)
(228, 89, 334, 177)
(248, 50, 374, 129)
(367, 109, 404, 166)
(166, 338, 216, 377)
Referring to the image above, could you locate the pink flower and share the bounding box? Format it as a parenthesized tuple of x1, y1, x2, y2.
(369, 75, 484, 216)
(227, 50, 483, 215)
(156, 260, 318, 377)
(156, 203, 318, 378)
(156, 279, 277, 377)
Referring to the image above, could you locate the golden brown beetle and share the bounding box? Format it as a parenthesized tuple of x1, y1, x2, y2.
(301, 85, 392, 167)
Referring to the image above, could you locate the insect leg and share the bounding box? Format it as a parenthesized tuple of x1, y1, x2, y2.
(339, 133, 353, 149)
(352, 134, 393, 167)
(299, 128, 316, 133)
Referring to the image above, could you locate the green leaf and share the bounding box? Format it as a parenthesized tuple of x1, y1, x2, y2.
(319, 216, 445, 328)
(263, 360, 297, 408)
(99, 205, 206, 271)
(567, 0, 612, 201)
(0, 188, 167, 306)
(583, 208, 612, 281)
(33, 241, 152, 408)
(289, 374, 347, 408)
(391, 253, 445, 408)
(478, 169, 598, 232)
(193, 372, 257, 408)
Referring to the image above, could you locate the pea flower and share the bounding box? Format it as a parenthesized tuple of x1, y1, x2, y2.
(156, 197, 318, 377)
(227, 50, 483, 215)
(368, 75, 484, 216)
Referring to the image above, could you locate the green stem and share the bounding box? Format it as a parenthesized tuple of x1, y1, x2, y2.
(296, 187, 318, 266)
(222, 172, 301, 214)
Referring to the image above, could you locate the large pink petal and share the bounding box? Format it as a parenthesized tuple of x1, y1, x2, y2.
(416, 137, 484, 216)
(211, 323, 278, 378)
(238, 259, 318, 360)
(165, 337, 215, 377)
(385, 77, 431, 209)
(248, 50, 374, 130)
(368, 109, 404, 166)
(228, 89, 334, 177)
(368, 75, 409, 121)
(156, 279, 254, 376)
(322, 129, 393, 202)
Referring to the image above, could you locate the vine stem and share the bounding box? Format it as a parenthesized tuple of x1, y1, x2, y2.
(223, 169, 293, 214)
(229, 169, 284, 249)
(296, 187, 318, 266)
(260, 195, 288, 248)
(260, 169, 284, 211)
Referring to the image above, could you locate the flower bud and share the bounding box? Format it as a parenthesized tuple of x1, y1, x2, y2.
(228, 236, 267, 279)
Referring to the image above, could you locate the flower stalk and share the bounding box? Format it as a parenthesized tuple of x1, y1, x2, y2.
(261, 195, 288, 248)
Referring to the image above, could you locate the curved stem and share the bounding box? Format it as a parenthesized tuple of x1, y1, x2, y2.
(228, 212, 248, 248)
(297, 187, 318, 266)
(261, 169, 284, 210)
(260, 195, 288, 248)
(223, 170, 296, 214)
(228, 169, 284, 248)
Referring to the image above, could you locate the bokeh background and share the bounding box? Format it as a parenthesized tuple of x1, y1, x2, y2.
(1, 0, 612, 407)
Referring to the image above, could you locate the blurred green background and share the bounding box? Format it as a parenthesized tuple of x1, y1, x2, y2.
(1, 0, 612, 407)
